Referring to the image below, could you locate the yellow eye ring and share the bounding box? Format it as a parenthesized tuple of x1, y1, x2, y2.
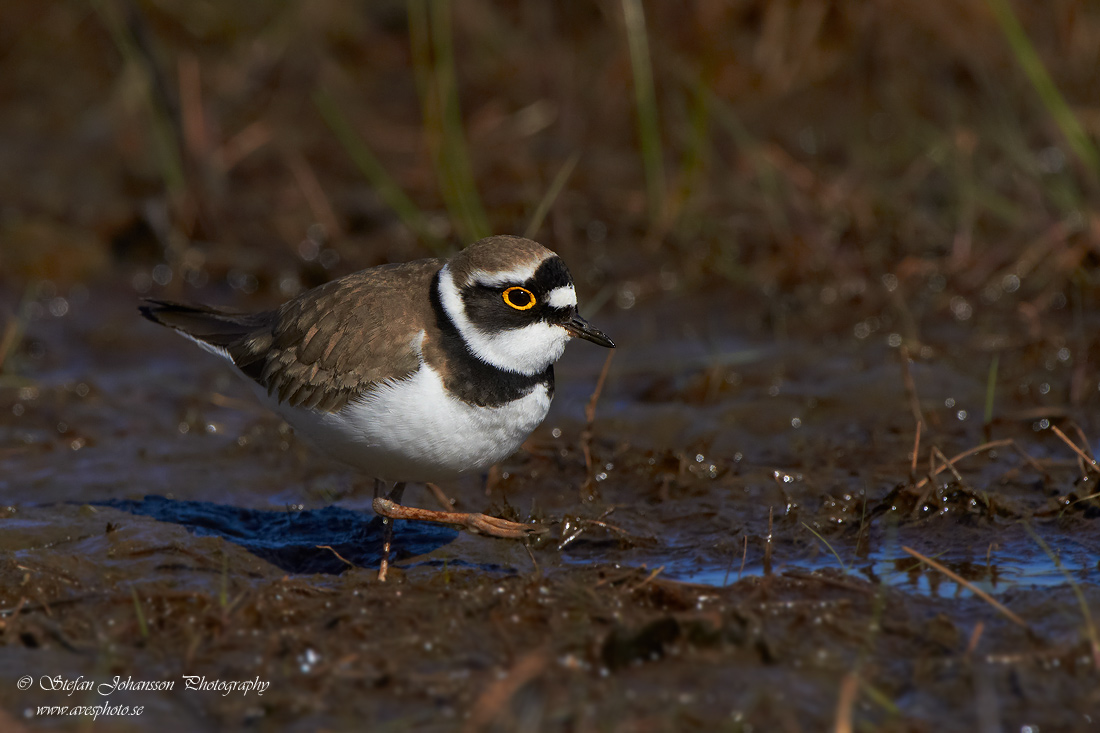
(502, 286, 536, 311)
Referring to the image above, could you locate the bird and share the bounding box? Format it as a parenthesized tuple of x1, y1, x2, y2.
(139, 235, 615, 579)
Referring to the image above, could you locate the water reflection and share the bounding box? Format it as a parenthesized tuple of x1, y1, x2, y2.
(96, 496, 458, 574)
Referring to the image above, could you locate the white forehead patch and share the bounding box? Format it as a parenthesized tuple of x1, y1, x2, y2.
(547, 285, 577, 309)
(469, 261, 543, 288)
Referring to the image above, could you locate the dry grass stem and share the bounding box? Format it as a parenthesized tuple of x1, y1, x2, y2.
(966, 621, 985, 655)
(739, 534, 748, 582)
(763, 506, 774, 576)
(282, 146, 343, 242)
(462, 648, 550, 733)
(1050, 424, 1100, 476)
(1007, 440, 1048, 480)
(581, 350, 615, 494)
(901, 546, 1028, 628)
(899, 346, 924, 427)
(0, 315, 22, 373)
(633, 565, 665, 590)
(217, 120, 272, 171)
(178, 53, 209, 161)
(585, 349, 615, 429)
(913, 439, 1014, 490)
(315, 545, 354, 568)
(931, 445, 972, 491)
(1068, 423, 1094, 458)
(834, 671, 860, 733)
(909, 420, 922, 483)
(426, 482, 456, 511)
(524, 151, 579, 239)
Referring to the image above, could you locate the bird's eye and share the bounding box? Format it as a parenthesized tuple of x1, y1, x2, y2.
(502, 286, 536, 311)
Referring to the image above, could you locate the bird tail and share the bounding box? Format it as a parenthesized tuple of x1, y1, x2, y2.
(139, 299, 267, 350)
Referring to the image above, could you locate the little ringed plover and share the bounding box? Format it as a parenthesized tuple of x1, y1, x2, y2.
(140, 235, 614, 578)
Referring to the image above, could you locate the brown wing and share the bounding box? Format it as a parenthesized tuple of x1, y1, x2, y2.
(227, 258, 443, 413)
(142, 259, 443, 412)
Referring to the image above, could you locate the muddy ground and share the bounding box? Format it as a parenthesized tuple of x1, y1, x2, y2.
(3, 2, 1100, 731)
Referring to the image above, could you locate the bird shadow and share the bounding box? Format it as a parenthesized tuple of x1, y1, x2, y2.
(95, 495, 458, 575)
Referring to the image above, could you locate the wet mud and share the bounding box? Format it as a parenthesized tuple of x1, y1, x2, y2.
(4, 285, 1100, 731)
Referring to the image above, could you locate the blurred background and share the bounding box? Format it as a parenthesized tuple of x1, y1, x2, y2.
(2, 0, 1098, 343)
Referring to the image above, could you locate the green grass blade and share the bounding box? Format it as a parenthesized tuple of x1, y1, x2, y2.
(802, 521, 849, 575)
(669, 79, 710, 224)
(1022, 522, 1100, 664)
(430, 0, 490, 240)
(860, 681, 901, 716)
(704, 84, 790, 237)
(0, 288, 32, 377)
(524, 152, 580, 240)
(986, 0, 1100, 175)
(408, 0, 491, 243)
(314, 89, 446, 255)
(983, 354, 999, 430)
(621, 0, 666, 228)
(220, 547, 229, 609)
(90, 0, 186, 196)
(130, 585, 149, 639)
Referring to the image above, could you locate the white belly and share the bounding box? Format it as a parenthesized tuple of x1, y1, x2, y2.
(264, 364, 552, 483)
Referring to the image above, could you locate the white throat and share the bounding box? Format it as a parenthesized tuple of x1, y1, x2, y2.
(437, 264, 570, 376)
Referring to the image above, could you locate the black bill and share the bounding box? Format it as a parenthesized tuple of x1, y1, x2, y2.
(563, 313, 615, 348)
